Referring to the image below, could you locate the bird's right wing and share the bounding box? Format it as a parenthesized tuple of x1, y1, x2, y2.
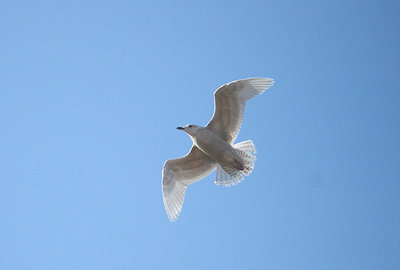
(162, 146, 216, 221)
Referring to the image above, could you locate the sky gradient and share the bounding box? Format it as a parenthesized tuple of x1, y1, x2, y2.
(1, 1, 399, 269)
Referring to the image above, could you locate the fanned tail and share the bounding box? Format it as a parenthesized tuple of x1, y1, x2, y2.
(215, 164, 244, 187)
(233, 140, 257, 155)
(233, 140, 256, 176)
(215, 140, 257, 187)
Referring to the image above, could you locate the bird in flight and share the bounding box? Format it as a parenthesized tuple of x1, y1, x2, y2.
(162, 77, 274, 221)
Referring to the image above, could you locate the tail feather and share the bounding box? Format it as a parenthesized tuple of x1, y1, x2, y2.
(233, 140, 256, 176)
(234, 140, 257, 154)
(215, 164, 243, 187)
(214, 140, 257, 187)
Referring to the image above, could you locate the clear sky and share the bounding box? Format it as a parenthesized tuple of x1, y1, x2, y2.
(1, 1, 399, 269)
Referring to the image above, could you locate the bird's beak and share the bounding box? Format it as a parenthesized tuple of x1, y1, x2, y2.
(176, 127, 184, 130)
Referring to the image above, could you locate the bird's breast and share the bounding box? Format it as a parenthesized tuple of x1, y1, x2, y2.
(191, 129, 234, 164)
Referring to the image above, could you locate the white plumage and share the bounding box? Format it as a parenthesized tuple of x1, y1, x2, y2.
(162, 77, 274, 221)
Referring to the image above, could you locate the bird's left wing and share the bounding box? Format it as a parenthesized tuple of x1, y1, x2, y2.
(162, 146, 216, 221)
(206, 78, 274, 144)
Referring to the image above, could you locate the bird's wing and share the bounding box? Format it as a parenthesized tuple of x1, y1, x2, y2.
(206, 78, 274, 144)
(162, 146, 216, 221)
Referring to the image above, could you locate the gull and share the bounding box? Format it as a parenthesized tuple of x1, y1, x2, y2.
(162, 77, 274, 221)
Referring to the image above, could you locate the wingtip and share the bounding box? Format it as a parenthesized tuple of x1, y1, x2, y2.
(257, 77, 274, 84)
(164, 201, 181, 222)
(242, 77, 275, 86)
(247, 77, 274, 91)
(168, 214, 179, 222)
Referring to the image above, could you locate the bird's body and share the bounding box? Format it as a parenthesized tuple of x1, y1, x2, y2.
(162, 77, 274, 221)
(187, 126, 235, 166)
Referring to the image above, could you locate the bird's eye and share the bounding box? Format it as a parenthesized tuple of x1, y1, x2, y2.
(188, 125, 192, 128)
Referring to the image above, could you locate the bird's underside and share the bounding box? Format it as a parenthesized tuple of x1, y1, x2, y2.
(162, 77, 274, 221)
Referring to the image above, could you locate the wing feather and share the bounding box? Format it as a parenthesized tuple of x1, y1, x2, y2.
(162, 146, 216, 221)
(206, 78, 274, 143)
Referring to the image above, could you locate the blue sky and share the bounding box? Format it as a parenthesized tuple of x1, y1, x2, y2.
(1, 1, 399, 269)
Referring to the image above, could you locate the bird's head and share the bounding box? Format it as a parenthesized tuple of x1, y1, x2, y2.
(176, 124, 201, 136)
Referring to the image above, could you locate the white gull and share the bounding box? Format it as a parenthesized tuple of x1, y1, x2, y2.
(162, 77, 274, 221)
